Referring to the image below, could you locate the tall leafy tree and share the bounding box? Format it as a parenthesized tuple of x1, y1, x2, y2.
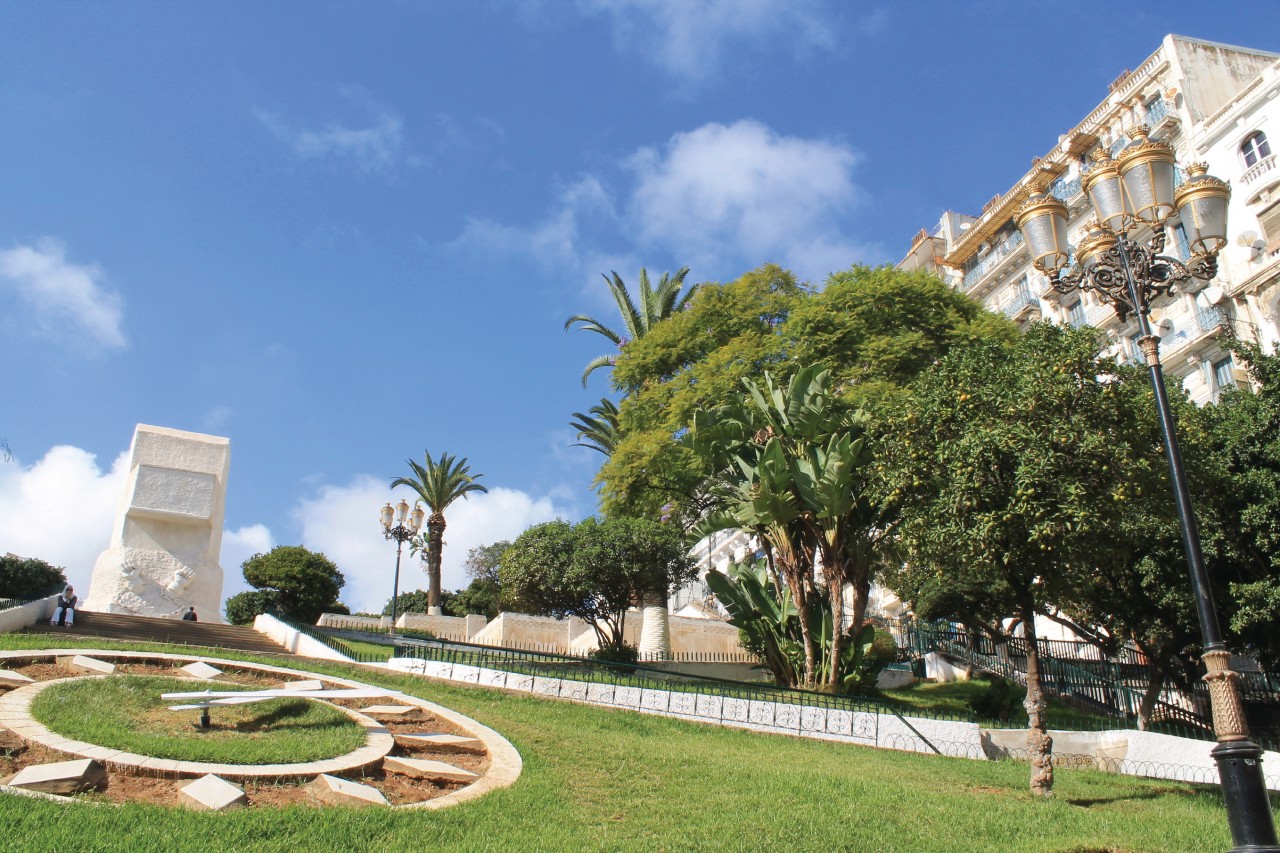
(564, 266, 697, 387)
(227, 545, 346, 625)
(500, 516, 696, 655)
(602, 264, 1014, 521)
(0, 554, 66, 599)
(1204, 338, 1280, 666)
(392, 451, 488, 612)
(882, 323, 1173, 796)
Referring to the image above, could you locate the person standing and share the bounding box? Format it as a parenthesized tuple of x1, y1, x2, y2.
(51, 586, 77, 627)
(182, 606, 198, 622)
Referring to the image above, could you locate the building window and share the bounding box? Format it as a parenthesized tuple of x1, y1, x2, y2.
(1066, 299, 1086, 326)
(1259, 201, 1280, 251)
(1172, 220, 1191, 260)
(1241, 131, 1271, 168)
(1214, 356, 1237, 393)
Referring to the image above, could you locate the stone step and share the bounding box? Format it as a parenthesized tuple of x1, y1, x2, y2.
(23, 611, 289, 656)
(307, 773, 388, 806)
(393, 733, 486, 754)
(6, 759, 106, 795)
(382, 756, 478, 783)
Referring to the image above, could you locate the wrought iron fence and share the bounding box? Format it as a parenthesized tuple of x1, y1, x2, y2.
(0, 585, 65, 613)
(386, 636, 973, 723)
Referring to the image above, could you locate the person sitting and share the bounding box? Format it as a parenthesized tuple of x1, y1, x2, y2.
(182, 606, 198, 622)
(51, 586, 77, 627)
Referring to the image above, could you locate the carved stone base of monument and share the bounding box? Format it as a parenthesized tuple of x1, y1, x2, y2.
(84, 425, 230, 623)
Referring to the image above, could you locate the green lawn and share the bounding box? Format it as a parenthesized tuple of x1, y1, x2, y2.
(1, 632, 1270, 853)
(879, 675, 1117, 730)
(31, 675, 365, 764)
(339, 637, 395, 660)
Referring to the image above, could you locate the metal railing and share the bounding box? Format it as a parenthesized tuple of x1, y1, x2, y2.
(0, 585, 65, 613)
(891, 621, 1218, 738)
(271, 612, 366, 661)
(386, 636, 971, 723)
(999, 289, 1039, 319)
(1049, 176, 1082, 202)
(962, 230, 1025, 290)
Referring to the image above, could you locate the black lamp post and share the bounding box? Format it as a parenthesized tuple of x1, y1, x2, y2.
(380, 498, 424, 639)
(1016, 126, 1278, 853)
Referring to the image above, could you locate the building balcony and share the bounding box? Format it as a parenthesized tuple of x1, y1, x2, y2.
(1159, 306, 1225, 358)
(961, 230, 1026, 291)
(1144, 98, 1179, 134)
(1226, 245, 1280, 298)
(1049, 176, 1083, 203)
(1085, 302, 1118, 329)
(1000, 290, 1041, 322)
(1242, 154, 1277, 187)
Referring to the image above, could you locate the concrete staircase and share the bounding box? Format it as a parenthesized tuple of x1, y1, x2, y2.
(24, 610, 290, 656)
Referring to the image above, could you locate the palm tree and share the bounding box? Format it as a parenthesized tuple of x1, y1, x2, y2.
(391, 451, 488, 613)
(569, 398, 620, 457)
(565, 266, 696, 387)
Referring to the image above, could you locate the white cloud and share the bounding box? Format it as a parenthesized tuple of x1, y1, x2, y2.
(452, 120, 873, 284)
(294, 477, 573, 615)
(0, 446, 128, 595)
(579, 0, 835, 80)
(627, 120, 867, 278)
(0, 444, 578, 619)
(257, 104, 407, 174)
(0, 239, 127, 348)
(0, 445, 276, 614)
(219, 523, 275, 600)
(201, 405, 233, 431)
(452, 176, 614, 269)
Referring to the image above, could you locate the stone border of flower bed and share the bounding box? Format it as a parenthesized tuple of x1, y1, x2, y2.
(0, 649, 522, 810)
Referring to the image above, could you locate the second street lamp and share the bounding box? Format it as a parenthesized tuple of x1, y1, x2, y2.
(1016, 125, 1278, 853)
(380, 498, 424, 639)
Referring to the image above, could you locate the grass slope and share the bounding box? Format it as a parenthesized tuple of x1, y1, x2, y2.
(1, 632, 1269, 853)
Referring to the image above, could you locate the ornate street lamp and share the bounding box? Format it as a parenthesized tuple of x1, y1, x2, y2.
(380, 498, 424, 638)
(1016, 126, 1278, 852)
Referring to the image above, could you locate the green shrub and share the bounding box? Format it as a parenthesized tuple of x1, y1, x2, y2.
(0, 555, 66, 600)
(223, 590, 280, 625)
(589, 642, 639, 667)
(968, 675, 1026, 722)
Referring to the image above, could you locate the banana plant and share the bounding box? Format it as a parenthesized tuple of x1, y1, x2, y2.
(705, 560, 800, 687)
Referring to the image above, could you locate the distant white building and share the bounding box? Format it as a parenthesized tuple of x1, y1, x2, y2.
(677, 529, 905, 625)
(900, 35, 1280, 405)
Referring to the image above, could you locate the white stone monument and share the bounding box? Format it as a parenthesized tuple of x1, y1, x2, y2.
(84, 424, 230, 623)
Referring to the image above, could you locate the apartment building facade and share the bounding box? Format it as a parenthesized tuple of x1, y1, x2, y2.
(901, 35, 1280, 405)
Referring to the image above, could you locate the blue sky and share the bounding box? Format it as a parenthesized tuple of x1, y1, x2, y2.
(3, 1, 1278, 614)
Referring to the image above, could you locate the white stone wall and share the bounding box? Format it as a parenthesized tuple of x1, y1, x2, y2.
(0, 595, 59, 633)
(85, 425, 230, 623)
(252, 613, 353, 662)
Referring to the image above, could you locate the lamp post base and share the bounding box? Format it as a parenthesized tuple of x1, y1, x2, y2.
(1213, 740, 1280, 852)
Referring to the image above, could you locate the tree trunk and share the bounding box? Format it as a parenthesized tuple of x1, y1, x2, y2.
(827, 576, 845, 692)
(637, 591, 671, 660)
(427, 514, 446, 614)
(1137, 664, 1165, 731)
(1020, 603, 1054, 797)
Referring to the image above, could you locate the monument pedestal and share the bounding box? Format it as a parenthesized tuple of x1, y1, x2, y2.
(85, 425, 230, 623)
